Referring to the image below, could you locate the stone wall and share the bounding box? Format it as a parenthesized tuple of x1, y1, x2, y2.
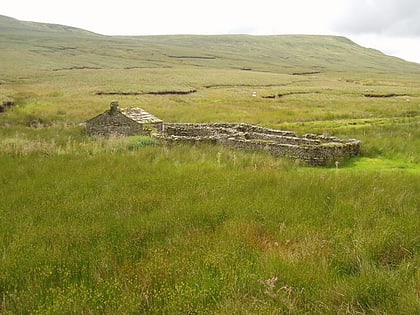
(86, 102, 163, 136)
(163, 123, 296, 138)
(159, 123, 361, 166)
(86, 111, 148, 136)
(86, 107, 361, 166)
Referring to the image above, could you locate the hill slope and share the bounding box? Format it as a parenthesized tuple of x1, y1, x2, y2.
(1, 14, 420, 78)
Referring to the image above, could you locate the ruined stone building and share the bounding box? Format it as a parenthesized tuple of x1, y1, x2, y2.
(86, 101, 163, 136)
(86, 101, 361, 166)
(160, 123, 361, 166)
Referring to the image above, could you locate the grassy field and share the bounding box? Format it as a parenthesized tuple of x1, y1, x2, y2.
(0, 15, 419, 314)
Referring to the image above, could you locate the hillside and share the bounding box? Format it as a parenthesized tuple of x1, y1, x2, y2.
(1, 14, 420, 78)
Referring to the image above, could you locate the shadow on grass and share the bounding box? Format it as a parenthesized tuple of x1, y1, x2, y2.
(337, 156, 419, 173)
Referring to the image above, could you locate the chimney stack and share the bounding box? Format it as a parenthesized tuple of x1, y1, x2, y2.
(110, 101, 119, 114)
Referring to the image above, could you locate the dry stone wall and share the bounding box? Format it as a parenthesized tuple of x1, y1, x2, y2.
(86, 111, 146, 136)
(159, 123, 361, 166)
(86, 102, 163, 136)
(86, 104, 361, 166)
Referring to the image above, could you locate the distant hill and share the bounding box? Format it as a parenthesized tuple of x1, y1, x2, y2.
(1, 14, 420, 77)
(0, 14, 100, 36)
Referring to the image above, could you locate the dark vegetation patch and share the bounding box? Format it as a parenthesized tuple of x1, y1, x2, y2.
(34, 45, 77, 51)
(363, 93, 407, 98)
(53, 66, 102, 71)
(96, 91, 144, 96)
(147, 89, 197, 95)
(204, 83, 294, 89)
(403, 110, 419, 117)
(123, 66, 164, 70)
(30, 46, 79, 55)
(261, 95, 276, 99)
(277, 91, 317, 97)
(48, 46, 77, 51)
(291, 71, 321, 75)
(260, 91, 322, 99)
(167, 55, 217, 60)
(96, 89, 197, 96)
(0, 101, 15, 113)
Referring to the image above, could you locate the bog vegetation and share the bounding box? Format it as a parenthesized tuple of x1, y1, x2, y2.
(0, 15, 419, 314)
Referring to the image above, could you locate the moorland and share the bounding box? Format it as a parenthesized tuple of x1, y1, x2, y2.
(0, 15, 419, 314)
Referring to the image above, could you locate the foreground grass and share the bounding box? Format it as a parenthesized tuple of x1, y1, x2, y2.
(0, 139, 419, 314)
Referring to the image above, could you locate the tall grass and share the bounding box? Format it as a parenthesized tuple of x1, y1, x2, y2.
(0, 141, 418, 314)
(1, 74, 419, 313)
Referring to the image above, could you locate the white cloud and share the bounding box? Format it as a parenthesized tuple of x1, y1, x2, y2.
(330, 0, 420, 63)
(1, 0, 343, 35)
(348, 34, 420, 63)
(333, 0, 420, 37)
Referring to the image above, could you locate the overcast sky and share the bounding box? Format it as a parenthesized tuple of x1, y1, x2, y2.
(1, 0, 420, 63)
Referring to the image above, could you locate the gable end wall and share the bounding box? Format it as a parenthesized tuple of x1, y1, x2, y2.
(86, 111, 146, 136)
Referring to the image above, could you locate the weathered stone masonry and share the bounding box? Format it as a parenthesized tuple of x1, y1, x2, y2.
(159, 123, 361, 166)
(86, 102, 361, 166)
(86, 101, 163, 136)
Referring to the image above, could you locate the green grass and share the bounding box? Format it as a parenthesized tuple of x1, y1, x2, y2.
(0, 146, 418, 314)
(0, 15, 419, 314)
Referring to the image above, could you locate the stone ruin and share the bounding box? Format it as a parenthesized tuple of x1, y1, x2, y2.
(157, 123, 361, 166)
(86, 101, 163, 136)
(86, 102, 361, 166)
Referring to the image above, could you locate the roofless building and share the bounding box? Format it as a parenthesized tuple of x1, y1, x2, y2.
(86, 101, 360, 166)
